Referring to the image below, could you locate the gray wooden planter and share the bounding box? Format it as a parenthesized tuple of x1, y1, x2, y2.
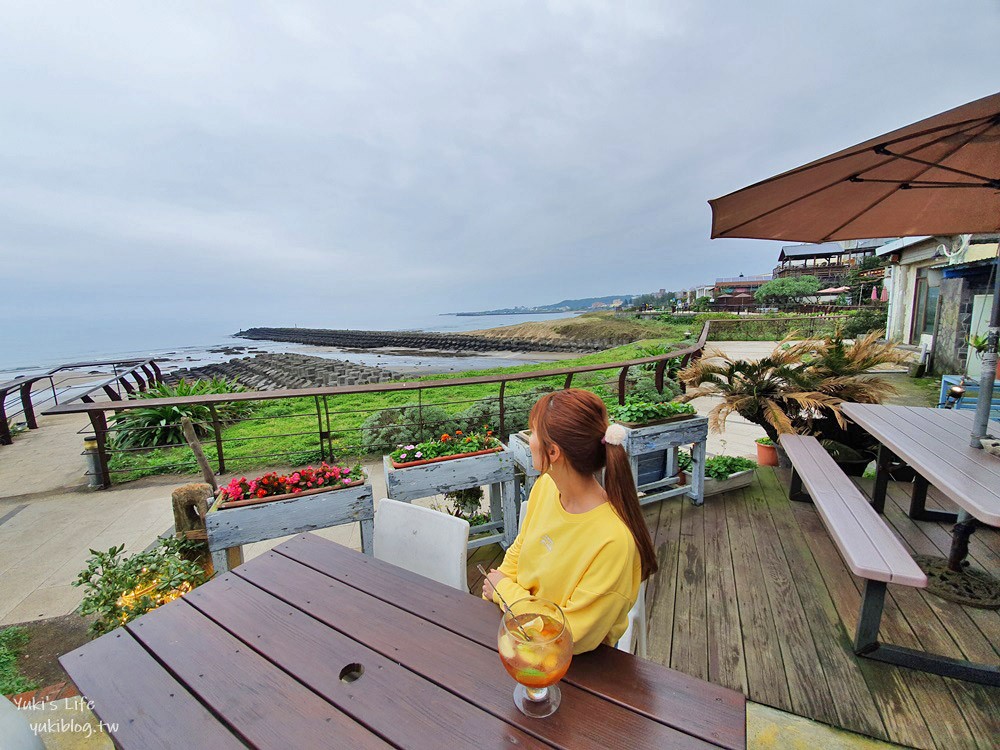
(507, 431, 541, 506)
(621, 416, 710, 506)
(205, 482, 374, 574)
(703, 469, 755, 497)
(383, 449, 518, 549)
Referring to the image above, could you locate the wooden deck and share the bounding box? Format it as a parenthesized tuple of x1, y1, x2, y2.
(467, 468, 1000, 750)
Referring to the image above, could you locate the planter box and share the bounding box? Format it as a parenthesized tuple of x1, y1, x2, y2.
(383, 449, 518, 549)
(205, 481, 374, 574)
(390, 446, 503, 469)
(216, 479, 365, 510)
(620, 417, 710, 506)
(704, 469, 755, 497)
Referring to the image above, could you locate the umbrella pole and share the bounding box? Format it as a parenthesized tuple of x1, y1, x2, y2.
(970, 256, 1000, 447)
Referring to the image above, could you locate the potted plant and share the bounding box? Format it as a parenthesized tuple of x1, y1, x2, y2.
(677, 452, 757, 496)
(216, 462, 366, 509)
(608, 399, 697, 428)
(820, 439, 874, 478)
(389, 429, 503, 469)
(968, 334, 1000, 380)
(756, 436, 779, 467)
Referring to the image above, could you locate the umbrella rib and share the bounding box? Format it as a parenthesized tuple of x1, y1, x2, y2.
(716, 118, 995, 236)
(820, 120, 995, 240)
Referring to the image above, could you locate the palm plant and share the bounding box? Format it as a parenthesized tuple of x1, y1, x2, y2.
(677, 330, 908, 446)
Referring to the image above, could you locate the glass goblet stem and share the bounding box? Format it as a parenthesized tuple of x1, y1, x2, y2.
(524, 686, 549, 702)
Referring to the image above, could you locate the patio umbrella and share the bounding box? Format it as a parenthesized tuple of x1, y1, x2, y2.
(880, 285, 889, 303)
(709, 90, 1000, 447)
(871, 285, 879, 301)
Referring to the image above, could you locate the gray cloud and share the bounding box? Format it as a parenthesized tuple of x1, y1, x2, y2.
(1, 1, 998, 358)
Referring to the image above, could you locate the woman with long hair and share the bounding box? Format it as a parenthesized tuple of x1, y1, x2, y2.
(483, 388, 658, 654)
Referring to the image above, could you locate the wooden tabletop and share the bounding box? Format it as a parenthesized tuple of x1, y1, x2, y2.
(841, 404, 1000, 525)
(61, 533, 746, 749)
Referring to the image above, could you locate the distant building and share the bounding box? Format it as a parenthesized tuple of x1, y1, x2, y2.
(881, 234, 999, 377)
(773, 241, 885, 282)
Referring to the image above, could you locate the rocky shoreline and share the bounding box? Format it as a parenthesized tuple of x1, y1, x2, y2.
(166, 353, 397, 390)
(236, 326, 606, 353)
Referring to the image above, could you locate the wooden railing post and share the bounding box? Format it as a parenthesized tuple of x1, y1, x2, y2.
(314, 396, 327, 462)
(90, 410, 112, 489)
(618, 365, 630, 406)
(19, 381, 38, 429)
(208, 404, 226, 474)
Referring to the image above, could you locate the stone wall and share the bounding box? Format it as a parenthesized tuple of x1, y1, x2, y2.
(236, 327, 612, 353)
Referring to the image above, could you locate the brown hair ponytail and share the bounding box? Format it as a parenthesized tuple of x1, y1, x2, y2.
(529, 389, 659, 580)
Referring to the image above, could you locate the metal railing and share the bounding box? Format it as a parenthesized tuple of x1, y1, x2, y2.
(42, 316, 854, 488)
(1, 359, 162, 445)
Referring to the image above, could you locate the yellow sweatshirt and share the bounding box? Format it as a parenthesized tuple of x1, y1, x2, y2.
(491, 473, 641, 654)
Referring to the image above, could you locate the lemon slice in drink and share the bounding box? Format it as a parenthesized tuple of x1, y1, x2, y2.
(521, 616, 544, 638)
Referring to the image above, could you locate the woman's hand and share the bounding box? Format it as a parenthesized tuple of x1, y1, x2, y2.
(482, 568, 508, 600)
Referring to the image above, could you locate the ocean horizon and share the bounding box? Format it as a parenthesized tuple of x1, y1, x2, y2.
(0, 311, 582, 380)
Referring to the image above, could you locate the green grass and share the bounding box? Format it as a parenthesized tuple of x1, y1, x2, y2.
(108, 336, 691, 483)
(0, 626, 37, 695)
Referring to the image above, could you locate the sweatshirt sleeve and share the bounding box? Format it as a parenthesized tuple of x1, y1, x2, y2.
(559, 538, 634, 654)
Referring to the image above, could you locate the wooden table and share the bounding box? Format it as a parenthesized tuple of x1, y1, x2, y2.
(841, 404, 1000, 524)
(61, 534, 746, 749)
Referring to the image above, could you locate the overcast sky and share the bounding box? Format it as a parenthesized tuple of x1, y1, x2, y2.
(2, 1, 999, 362)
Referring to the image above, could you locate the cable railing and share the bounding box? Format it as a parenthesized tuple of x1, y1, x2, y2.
(42, 316, 851, 488)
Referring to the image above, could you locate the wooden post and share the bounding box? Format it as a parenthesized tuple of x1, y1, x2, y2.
(90, 410, 112, 489)
(171, 482, 212, 571)
(208, 404, 226, 474)
(498, 381, 506, 436)
(19, 381, 38, 429)
(180, 416, 218, 491)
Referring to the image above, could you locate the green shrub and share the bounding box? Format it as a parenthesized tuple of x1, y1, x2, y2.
(704, 455, 757, 480)
(0, 627, 37, 695)
(609, 399, 695, 425)
(627, 371, 682, 403)
(109, 378, 251, 451)
(359, 404, 458, 454)
(841, 308, 888, 338)
(73, 536, 210, 636)
(455, 389, 552, 436)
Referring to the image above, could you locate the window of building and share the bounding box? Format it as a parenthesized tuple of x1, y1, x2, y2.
(911, 267, 941, 342)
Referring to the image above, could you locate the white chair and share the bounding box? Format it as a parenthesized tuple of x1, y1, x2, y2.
(518, 500, 529, 533)
(373, 499, 470, 591)
(617, 580, 648, 659)
(0, 696, 45, 750)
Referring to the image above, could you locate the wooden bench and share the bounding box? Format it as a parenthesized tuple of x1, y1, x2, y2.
(780, 435, 998, 686)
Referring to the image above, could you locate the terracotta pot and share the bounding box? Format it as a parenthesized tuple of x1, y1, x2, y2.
(756, 441, 779, 467)
(390, 446, 503, 469)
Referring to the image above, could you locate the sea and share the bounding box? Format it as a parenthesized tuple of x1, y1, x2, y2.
(0, 312, 583, 383)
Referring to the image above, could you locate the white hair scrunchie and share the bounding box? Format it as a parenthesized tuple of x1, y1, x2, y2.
(603, 423, 627, 446)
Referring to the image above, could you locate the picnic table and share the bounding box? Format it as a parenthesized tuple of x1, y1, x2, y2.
(841, 403, 1000, 568)
(60, 534, 747, 749)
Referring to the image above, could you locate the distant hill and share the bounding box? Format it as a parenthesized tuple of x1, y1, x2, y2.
(454, 295, 633, 316)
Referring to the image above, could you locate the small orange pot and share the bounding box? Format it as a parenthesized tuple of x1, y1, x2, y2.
(756, 441, 779, 467)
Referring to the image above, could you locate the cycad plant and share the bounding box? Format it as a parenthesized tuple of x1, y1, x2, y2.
(677, 330, 908, 448)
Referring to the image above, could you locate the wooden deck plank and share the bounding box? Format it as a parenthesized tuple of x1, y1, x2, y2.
(723, 487, 794, 713)
(647, 497, 681, 666)
(466, 542, 504, 596)
(672, 498, 709, 681)
(756, 468, 888, 740)
(703, 493, 749, 694)
(787, 481, 944, 749)
(742, 470, 839, 726)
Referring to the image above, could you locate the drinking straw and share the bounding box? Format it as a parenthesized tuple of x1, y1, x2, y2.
(477, 564, 532, 641)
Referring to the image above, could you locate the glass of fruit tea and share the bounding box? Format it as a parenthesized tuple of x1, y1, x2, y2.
(497, 596, 573, 718)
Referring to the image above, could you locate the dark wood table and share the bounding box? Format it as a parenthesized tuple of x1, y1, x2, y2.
(61, 534, 746, 749)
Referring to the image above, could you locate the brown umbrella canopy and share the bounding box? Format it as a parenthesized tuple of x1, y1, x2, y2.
(710, 91, 1000, 242)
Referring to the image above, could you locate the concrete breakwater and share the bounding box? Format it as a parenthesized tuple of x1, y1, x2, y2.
(236, 327, 607, 353)
(166, 353, 397, 391)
